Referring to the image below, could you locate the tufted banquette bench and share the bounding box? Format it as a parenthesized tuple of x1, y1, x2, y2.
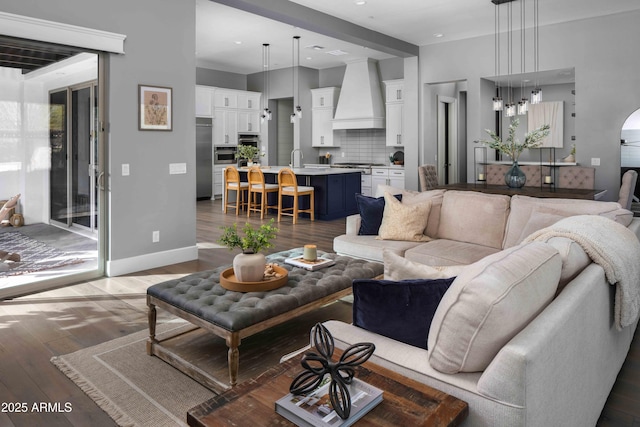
(146, 248, 383, 392)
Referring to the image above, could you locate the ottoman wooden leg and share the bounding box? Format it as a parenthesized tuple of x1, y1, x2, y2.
(146, 302, 157, 355)
(226, 333, 240, 386)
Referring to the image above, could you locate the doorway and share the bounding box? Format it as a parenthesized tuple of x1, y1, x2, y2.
(437, 96, 458, 184)
(50, 82, 99, 234)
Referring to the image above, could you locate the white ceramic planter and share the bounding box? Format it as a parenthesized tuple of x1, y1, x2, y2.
(233, 252, 265, 282)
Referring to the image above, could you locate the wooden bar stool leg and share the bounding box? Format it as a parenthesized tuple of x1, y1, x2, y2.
(260, 192, 265, 219)
(247, 191, 253, 218)
(235, 188, 241, 216)
(223, 187, 229, 214)
(310, 191, 315, 221)
(277, 191, 283, 222)
(292, 194, 299, 224)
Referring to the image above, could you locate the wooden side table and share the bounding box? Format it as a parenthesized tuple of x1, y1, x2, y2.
(187, 351, 468, 427)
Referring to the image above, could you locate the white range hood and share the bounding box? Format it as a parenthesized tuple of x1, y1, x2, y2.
(332, 58, 385, 130)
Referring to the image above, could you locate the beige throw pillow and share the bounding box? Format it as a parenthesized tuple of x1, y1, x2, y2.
(428, 242, 561, 374)
(383, 249, 465, 280)
(377, 192, 432, 242)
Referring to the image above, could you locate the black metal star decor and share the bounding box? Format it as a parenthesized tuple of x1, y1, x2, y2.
(289, 323, 375, 419)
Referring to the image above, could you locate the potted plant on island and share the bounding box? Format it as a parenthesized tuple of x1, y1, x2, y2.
(218, 219, 278, 282)
(235, 145, 263, 167)
(478, 117, 550, 188)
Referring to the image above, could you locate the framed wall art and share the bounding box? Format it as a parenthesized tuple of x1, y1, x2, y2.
(139, 84, 172, 131)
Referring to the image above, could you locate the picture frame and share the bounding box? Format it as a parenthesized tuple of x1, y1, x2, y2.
(139, 84, 172, 131)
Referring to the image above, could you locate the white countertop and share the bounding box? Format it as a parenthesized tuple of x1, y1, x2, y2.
(231, 165, 364, 175)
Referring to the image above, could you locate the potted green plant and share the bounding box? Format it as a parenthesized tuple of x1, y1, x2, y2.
(478, 117, 550, 188)
(235, 145, 262, 166)
(218, 219, 278, 282)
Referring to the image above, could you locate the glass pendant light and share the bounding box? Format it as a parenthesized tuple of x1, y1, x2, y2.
(530, 87, 542, 104)
(261, 43, 272, 123)
(505, 103, 516, 117)
(292, 36, 302, 120)
(493, 96, 504, 111)
(517, 99, 528, 115)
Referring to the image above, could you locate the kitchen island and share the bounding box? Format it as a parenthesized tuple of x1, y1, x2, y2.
(224, 166, 363, 220)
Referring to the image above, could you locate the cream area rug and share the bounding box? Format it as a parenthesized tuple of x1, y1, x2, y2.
(51, 301, 353, 426)
(51, 322, 215, 427)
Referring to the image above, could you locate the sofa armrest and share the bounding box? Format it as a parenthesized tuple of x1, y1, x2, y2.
(345, 214, 361, 235)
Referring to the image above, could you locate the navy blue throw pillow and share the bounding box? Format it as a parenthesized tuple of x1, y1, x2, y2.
(352, 277, 455, 349)
(355, 193, 402, 235)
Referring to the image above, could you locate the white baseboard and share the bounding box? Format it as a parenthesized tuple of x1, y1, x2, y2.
(106, 245, 198, 277)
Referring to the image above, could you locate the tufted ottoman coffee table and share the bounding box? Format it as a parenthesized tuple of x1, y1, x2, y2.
(146, 248, 383, 393)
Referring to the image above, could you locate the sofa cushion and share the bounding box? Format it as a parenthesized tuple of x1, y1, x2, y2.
(544, 236, 591, 293)
(437, 190, 511, 249)
(401, 190, 445, 238)
(383, 249, 465, 281)
(404, 239, 501, 266)
(428, 242, 561, 373)
(333, 234, 424, 262)
(375, 185, 445, 238)
(377, 192, 432, 242)
(503, 195, 625, 248)
(355, 193, 402, 235)
(353, 276, 455, 349)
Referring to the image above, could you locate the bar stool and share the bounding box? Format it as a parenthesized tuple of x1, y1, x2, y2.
(277, 167, 315, 224)
(247, 166, 279, 219)
(223, 166, 249, 215)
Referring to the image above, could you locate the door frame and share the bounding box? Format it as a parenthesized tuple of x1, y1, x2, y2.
(437, 95, 458, 184)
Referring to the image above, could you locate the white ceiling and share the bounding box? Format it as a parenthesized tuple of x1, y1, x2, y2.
(198, 0, 640, 75)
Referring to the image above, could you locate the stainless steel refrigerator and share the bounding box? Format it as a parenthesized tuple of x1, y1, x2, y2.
(196, 117, 213, 199)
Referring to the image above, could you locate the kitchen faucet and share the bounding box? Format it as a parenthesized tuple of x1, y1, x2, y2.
(290, 149, 303, 168)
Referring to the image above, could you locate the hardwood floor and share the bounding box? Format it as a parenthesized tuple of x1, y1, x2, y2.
(0, 199, 638, 426)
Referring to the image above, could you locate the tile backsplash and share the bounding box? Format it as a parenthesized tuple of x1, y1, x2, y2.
(316, 129, 403, 164)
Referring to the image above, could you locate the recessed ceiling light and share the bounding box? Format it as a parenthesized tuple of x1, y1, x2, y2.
(326, 50, 349, 56)
(234, 41, 242, 45)
(433, 33, 444, 38)
(306, 44, 324, 50)
(306, 57, 312, 60)
(355, 1, 367, 5)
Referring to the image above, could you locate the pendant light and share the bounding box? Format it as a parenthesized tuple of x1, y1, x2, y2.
(261, 43, 272, 123)
(530, 0, 542, 104)
(492, 3, 503, 111)
(290, 35, 302, 123)
(517, 0, 528, 115)
(504, 0, 515, 118)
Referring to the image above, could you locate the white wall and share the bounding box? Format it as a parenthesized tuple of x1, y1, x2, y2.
(419, 10, 640, 200)
(2, 0, 198, 275)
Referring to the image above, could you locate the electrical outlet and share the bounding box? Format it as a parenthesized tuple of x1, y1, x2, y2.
(122, 164, 130, 176)
(152, 230, 160, 242)
(591, 158, 601, 166)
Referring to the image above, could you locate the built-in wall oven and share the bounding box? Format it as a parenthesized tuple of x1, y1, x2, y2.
(238, 133, 259, 147)
(214, 145, 237, 164)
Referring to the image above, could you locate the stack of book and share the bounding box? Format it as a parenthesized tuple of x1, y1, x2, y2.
(275, 376, 383, 427)
(284, 256, 335, 271)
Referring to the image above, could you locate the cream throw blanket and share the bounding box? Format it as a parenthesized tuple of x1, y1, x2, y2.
(524, 215, 640, 330)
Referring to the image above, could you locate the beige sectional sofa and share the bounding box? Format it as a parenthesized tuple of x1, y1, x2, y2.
(330, 188, 640, 426)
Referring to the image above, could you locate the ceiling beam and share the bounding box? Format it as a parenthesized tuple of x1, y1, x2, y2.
(209, 0, 419, 58)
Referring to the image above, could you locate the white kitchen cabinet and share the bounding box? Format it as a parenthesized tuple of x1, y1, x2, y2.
(385, 80, 403, 103)
(214, 108, 238, 145)
(311, 87, 340, 147)
(237, 92, 261, 110)
(386, 103, 403, 146)
(195, 86, 214, 117)
(384, 80, 404, 147)
(238, 110, 260, 133)
(361, 174, 372, 197)
(312, 108, 337, 147)
(213, 165, 226, 198)
(213, 89, 238, 109)
(312, 87, 340, 108)
(371, 167, 405, 196)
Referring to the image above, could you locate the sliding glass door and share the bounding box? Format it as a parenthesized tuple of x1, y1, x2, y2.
(49, 82, 99, 234)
